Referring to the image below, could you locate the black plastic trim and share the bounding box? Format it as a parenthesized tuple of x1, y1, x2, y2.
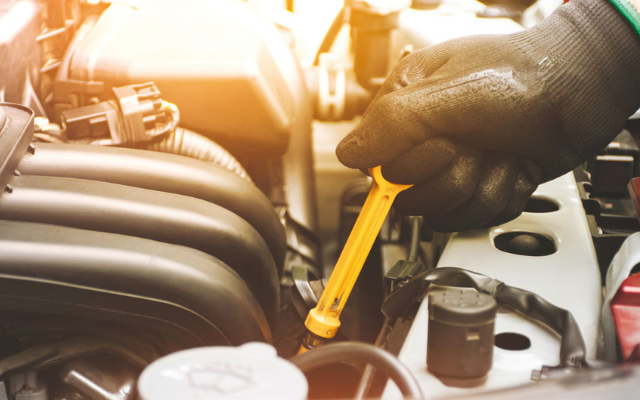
(0, 103, 33, 191)
(0, 175, 280, 326)
(0, 221, 272, 346)
(17, 143, 286, 273)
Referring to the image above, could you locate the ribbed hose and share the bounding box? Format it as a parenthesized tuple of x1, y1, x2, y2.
(130, 127, 251, 182)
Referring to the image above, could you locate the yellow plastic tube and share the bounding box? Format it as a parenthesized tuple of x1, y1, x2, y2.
(305, 166, 413, 339)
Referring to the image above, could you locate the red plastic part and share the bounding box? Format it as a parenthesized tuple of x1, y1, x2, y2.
(611, 272, 640, 360)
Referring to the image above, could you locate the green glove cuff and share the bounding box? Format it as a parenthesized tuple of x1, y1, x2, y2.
(608, 0, 640, 37)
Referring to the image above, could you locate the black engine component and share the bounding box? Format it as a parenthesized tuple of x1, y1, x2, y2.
(0, 220, 271, 346)
(574, 130, 640, 280)
(0, 0, 325, 396)
(0, 102, 278, 346)
(427, 289, 497, 387)
(382, 267, 587, 371)
(0, 104, 34, 192)
(16, 142, 285, 273)
(0, 174, 280, 327)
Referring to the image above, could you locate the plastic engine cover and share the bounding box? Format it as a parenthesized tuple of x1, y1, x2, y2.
(60, 0, 303, 156)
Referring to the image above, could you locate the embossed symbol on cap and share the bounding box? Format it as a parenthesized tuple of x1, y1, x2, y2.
(188, 362, 254, 394)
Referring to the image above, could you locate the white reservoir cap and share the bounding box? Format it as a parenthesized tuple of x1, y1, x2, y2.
(138, 343, 308, 400)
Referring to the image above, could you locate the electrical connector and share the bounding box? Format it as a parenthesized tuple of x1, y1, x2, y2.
(61, 83, 178, 144)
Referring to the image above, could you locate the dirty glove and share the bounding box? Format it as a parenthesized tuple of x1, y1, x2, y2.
(336, 0, 640, 232)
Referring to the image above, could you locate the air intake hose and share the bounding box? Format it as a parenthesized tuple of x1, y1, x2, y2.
(129, 127, 250, 182)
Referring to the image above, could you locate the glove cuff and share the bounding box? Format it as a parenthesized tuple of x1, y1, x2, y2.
(609, 0, 640, 37)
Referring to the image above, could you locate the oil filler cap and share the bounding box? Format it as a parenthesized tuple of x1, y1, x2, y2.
(427, 289, 497, 387)
(138, 343, 308, 400)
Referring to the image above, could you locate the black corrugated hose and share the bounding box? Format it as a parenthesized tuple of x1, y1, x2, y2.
(130, 126, 251, 182)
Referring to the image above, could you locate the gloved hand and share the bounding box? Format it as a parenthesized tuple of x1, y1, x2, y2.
(337, 0, 640, 232)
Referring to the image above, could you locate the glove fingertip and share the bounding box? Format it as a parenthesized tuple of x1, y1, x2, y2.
(336, 130, 381, 169)
(335, 136, 358, 168)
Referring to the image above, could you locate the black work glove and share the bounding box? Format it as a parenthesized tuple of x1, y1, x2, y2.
(337, 0, 640, 232)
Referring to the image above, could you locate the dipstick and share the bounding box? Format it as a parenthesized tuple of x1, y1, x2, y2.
(304, 166, 413, 341)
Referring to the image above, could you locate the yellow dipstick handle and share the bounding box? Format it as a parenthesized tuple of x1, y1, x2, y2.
(305, 166, 413, 339)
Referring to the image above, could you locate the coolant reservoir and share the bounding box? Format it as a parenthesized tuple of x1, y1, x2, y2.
(138, 343, 308, 400)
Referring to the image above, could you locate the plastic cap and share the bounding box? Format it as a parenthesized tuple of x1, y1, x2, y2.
(138, 343, 308, 400)
(429, 289, 497, 325)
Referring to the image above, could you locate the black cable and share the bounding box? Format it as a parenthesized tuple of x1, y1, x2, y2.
(291, 342, 423, 400)
(407, 216, 422, 263)
(313, 7, 345, 66)
(494, 285, 586, 368)
(353, 318, 395, 400)
(381, 267, 587, 369)
(355, 217, 421, 399)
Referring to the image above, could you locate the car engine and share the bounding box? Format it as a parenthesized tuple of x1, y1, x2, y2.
(0, 0, 639, 399)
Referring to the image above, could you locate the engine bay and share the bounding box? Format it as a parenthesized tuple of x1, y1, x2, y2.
(1, 0, 640, 399)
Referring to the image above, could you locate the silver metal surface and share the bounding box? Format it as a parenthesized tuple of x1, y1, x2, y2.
(60, 356, 140, 400)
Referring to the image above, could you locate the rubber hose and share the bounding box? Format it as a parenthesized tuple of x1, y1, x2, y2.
(291, 342, 423, 400)
(407, 216, 422, 263)
(381, 267, 587, 368)
(130, 127, 251, 182)
(494, 285, 587, 368)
